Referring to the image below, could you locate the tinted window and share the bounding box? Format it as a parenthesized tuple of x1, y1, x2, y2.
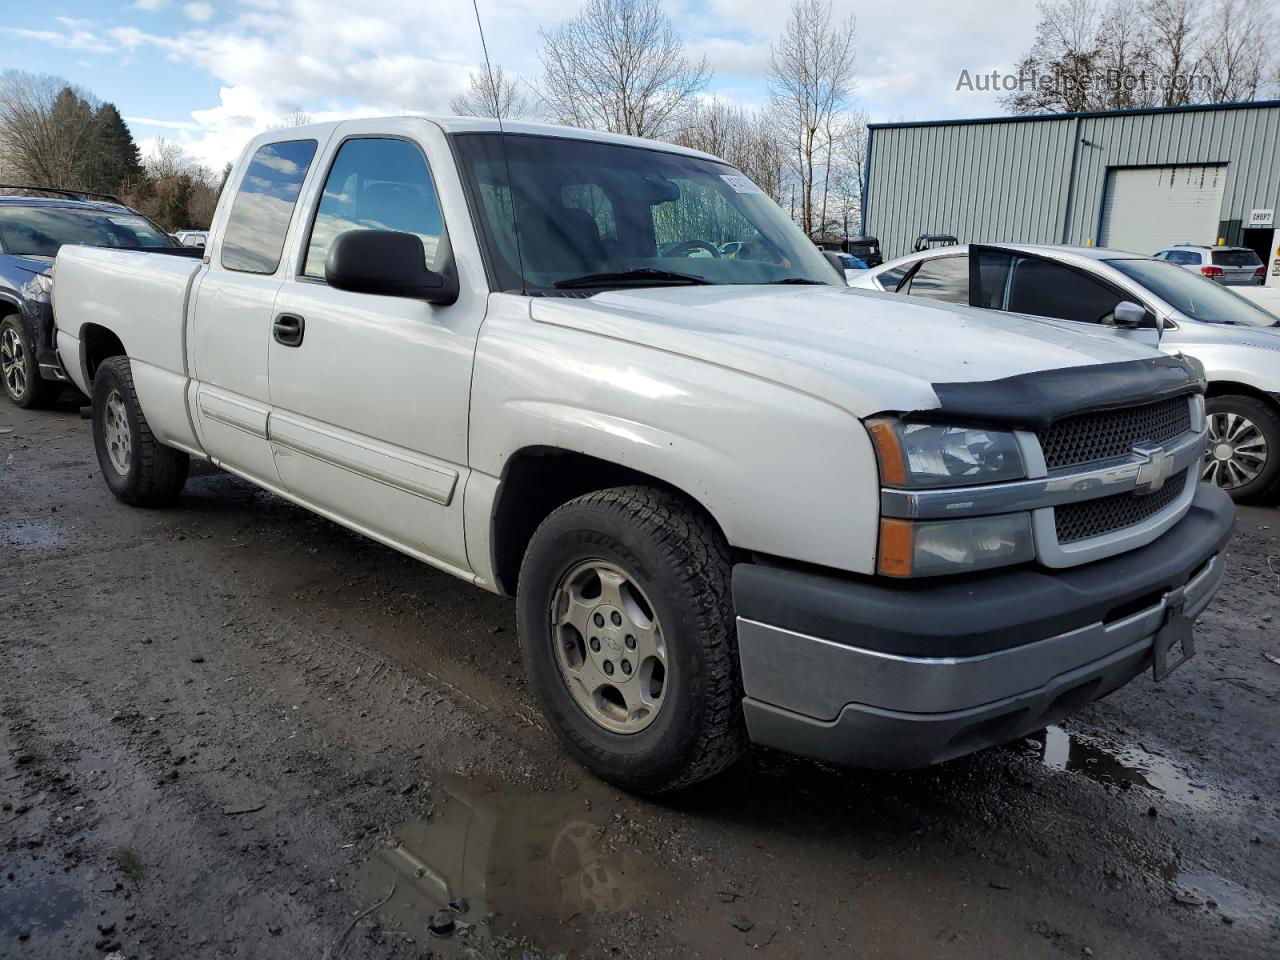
(904, 256, 969, 303)
(0, 206, 174, 257)
(1212, 249, 1261, 267)
(1110, 258, 1278, 327)
(1006, 258, 1123, 324)
(876, 265, 910, 291)
(1167, 250, 1200, 265)
(221, 139, 317, 274)
(304, 138, 444, 278)
(975, 250, 1014, 308)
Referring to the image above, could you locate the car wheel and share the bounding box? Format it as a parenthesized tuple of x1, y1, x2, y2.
(92, 356, 189, 506)
(1, 314, 57, 409)
(1201, 394, 1280, 502)
(517, 486, 748, 794)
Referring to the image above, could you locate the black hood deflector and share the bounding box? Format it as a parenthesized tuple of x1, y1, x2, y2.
(913, 354, 1204, 432)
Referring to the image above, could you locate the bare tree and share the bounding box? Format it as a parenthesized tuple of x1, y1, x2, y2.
(281, 107, 313, 127)
(450, 66, 530, 119)
(0, 71, 102, 187)
(537, 0, 710, 138)
(1201, 0, 1271, 102)
(669, 99, 787, 203)
(144, 139, 193, 180)
(768, 0, 858, 237)
(1144, 0, 1202, 105)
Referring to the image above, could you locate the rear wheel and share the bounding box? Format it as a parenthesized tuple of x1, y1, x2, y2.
(517, 486, 748, 794)
(1, 314, 57, 409)
(1201, 394, 1280, 502)
(92, 356, 189, 506)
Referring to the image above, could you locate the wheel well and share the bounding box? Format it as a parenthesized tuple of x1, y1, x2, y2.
(81, 325, 126, 386)
(489, 447, 724, 596)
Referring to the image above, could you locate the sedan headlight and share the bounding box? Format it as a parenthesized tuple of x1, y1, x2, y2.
(22, 271, 53, 303)
(867, 418, 1025, 488)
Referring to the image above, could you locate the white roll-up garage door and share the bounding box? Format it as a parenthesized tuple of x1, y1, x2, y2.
(1099, 165, 1226, 255)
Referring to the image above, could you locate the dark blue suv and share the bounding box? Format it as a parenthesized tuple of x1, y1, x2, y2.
(0, 187, 179, 408)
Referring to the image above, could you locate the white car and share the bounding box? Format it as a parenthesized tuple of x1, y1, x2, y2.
(1154, 244, 1265, 286)
(173, 230, 208, 248)
(51, 118, 1229, 792)
(853, 244, 1280, 501)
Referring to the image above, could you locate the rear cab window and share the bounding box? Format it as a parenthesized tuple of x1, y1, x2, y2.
(221, 139, 319, 274)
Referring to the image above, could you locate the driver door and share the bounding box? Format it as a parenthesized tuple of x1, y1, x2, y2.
(969, 245, 1160, 347)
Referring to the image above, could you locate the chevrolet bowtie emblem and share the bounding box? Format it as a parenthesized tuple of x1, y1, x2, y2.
(1134, 445, 1175, 494)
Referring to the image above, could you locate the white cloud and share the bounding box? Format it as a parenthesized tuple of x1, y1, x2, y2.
(184, 2, 216, 21)
(132, 0, 170, 9)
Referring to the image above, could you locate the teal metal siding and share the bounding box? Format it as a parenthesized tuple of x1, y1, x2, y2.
(865, 102, 1280, 259)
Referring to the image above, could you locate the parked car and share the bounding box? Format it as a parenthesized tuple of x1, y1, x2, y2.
(913, 233, 958, 252)
(844, 235, 883, 268)
(0, 185, 183, 408)
(1154, 244, 1265, 286)
(820, 250, 869, 282)
(174, 230, 209, 248)
(853, 243, 1280, 500)
(54, 118, 1230, 794)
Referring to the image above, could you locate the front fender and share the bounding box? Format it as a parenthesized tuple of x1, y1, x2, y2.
(469, 296, 881, 575)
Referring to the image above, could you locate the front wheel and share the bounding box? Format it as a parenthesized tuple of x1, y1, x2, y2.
(1201, 395, 1280, 502)
(517, 486, 748, 794)
(1, 314, 57, 409)
(92, 356, 189, 506)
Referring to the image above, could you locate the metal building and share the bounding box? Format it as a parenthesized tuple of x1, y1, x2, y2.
(863, 100, 1280, 272)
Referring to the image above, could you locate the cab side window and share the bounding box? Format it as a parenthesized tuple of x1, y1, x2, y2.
(221, 139, 318, 274)
(904, 255, 969, 304)
(1006, 258, 1124, 324)
(304, 138, 445, 278)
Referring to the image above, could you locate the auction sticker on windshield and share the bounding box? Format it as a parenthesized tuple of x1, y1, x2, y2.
(720, 174, 762, 194)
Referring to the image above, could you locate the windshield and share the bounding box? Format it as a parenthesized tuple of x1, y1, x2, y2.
(1109, 258, 1278, 327)
(452, 133, 837, 293)
(0, 205, 175, 258)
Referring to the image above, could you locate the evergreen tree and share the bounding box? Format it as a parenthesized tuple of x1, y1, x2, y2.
(90, 103, 143, 194)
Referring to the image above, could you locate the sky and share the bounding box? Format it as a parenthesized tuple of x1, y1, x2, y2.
(1, 0, 1043, 171)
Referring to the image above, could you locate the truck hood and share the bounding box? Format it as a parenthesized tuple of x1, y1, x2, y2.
(530, 285, 1161, 418)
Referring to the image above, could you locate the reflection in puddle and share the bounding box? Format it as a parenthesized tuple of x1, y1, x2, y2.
(1, 517, 64, 549)
(352, 774, 668, 950)
(0, 877, 85, 938)
(1169, 868, 1278, 926)
(1032, 726, 1219, 811)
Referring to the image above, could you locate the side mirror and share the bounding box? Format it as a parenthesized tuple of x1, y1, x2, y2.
(1113, 300, 1160, 331)
(325, 229, 458, 305)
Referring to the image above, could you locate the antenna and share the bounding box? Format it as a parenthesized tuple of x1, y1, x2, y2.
(469, 0, 527, 294)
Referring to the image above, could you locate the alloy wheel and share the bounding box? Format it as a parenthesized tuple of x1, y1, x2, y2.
(103, 390, 133, 476)
(550, 559, 668, 735)
(1, 327, 27, 400)
(1202, 410, 1268, 490)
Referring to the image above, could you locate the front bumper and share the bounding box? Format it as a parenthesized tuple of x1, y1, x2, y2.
(732, 483, 1234, 769)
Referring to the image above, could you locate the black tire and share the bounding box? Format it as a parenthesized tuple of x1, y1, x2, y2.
(1, 314, 58, 409)
(92, 356, 189, 506)
(1203, 394, 1280, 503)
(517, 486, 748, 794)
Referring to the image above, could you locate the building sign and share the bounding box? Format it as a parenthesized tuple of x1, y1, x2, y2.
(1249, 208, 1275, 227)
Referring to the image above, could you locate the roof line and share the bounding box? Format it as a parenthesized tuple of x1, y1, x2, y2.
(867, 99, 1280, 131)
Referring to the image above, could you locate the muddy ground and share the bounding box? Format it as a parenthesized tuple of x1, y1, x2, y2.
(2, 398, 1278, 960)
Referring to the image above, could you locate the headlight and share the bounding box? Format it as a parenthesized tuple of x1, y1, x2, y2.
(22, 271, 53, 303)
(867, 418, 1025, 488)
(878, 514, 1035, 577)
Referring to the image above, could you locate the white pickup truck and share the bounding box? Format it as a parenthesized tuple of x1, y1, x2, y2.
(53, 117, 1233, 793)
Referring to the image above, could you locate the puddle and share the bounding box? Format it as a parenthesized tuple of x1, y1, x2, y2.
(1032, 726, 1220, 811)
(1, 517, 64, 549)
(0, 877, 86, 938)
(1168, 868, 1279, 926)
(350, 774, 672, 951)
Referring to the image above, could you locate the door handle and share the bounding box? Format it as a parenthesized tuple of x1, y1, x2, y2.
(273, 313, 305, 347)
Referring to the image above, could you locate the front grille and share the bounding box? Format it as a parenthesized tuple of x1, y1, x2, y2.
(1040, 397, 1191, 471)
(1054, 470, 1188, 544)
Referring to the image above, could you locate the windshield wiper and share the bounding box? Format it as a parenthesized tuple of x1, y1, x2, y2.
(554, 268, 711, 289)
(766, 277, 828, 285)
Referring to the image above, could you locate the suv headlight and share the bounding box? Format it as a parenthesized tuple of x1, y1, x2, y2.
(867, 417, 1033, 577)
(867, 418, 1024, 488)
